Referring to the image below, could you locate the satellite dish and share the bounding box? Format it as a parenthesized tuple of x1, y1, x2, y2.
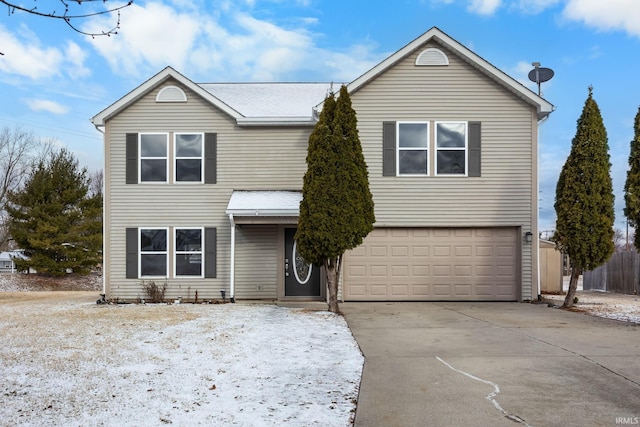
(528, 62, 554, 96)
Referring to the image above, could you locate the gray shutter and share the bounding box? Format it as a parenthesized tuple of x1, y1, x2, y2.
(204, 227, 217, 278)
(382, 121, 396, 176)
(204, 133, 217, 184)
(126, 228, 138, 279)
(468, 122, 481, 177)
(126, 133, 138, 184)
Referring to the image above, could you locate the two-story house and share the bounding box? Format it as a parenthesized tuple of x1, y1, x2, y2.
(92, 27, 554, 303)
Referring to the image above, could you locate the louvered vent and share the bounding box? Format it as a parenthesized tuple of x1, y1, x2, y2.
(415, 48, 449, 66)
(156, 85, 187, 102)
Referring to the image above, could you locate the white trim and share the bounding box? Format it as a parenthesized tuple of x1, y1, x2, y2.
(416, 48, 449, 66)
(434, 121, 468, 177)
(139, 227, 169, 279)
(174, 227, 204, 278)
(139, 133, 169, 183)
(174, 132, 205, 184)
(156, 85, 187, 102)
(228, 214, 236, 300)
(396, 121, 430, 176)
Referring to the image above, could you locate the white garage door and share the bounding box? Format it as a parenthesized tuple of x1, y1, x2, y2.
(344, 227, 519, 301)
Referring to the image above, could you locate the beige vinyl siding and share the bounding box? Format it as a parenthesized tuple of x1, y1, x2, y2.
(351, 41, 537, 300)
(104, 78, 312, 300)
(234, 225, 278, 299)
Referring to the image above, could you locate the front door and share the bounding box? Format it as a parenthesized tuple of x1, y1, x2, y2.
(284, 228, 321, 297)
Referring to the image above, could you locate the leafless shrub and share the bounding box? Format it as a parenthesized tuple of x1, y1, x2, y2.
(141, 280, 167, 303)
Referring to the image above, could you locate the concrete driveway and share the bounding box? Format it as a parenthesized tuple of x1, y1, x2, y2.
(341, 302, 640, 427)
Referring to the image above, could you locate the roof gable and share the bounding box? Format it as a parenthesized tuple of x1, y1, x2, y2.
(346, 27, 554, 120)
(91, 67, 242, 126)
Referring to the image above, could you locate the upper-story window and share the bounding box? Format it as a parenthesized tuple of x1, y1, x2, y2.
(397, 122, 429, 175)
(435, 122, 467, 176)
(140, 133, 169, 182)
(175, 133, 204, 183)
(127, 132, 216, 185)
(383, 121, 480, 178)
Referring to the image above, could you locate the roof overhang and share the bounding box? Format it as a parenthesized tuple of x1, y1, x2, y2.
(236, 117, 317, 127)
(226, 190, 302, 218)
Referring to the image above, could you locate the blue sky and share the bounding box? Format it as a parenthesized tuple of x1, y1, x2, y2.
(1, 0, 640, 235)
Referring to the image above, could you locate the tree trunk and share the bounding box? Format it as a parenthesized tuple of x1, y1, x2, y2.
(324, 256, 341, 313)
(562, 266, 581, 308)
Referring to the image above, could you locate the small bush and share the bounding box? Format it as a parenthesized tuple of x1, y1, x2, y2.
(141, 280, 167, 303)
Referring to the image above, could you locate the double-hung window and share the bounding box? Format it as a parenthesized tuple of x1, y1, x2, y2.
(397, 122, 429, 175)
(175, 228, 203, 277)
(175, 133, 204, 183)
(435, 122, 467, 176)
(140, 228, 168, 277)
(140, 133, 169, 182)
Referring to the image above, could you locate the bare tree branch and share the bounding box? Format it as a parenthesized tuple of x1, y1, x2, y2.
(0, 0, 133, 40)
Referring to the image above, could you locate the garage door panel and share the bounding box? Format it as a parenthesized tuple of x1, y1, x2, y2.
(344, 227, 519, 301)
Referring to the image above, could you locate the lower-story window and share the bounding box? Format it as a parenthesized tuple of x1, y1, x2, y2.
(175, 228, 203, 277)
(127, 227, 216, 279)
(140, 228, 168, 277)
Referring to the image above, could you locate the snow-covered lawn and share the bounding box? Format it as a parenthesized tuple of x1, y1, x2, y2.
(543, 290, 640, 324)
(0, 292, 363, 426)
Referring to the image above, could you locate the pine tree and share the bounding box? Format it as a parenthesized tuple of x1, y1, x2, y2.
(7, 149, 102, 276)
(554, 87, 614, 308)
(296, 85, 375, 313)
(624, 106, 640, 249)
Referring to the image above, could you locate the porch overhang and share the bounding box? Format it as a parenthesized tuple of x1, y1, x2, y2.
(225, 190, 302, 223)
(225, 190, 303, 301)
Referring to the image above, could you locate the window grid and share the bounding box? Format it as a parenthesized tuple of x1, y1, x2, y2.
(435, 121, 468, 177)
(174, 133, 204, 183)
(397, 122, 430, 176)
(139, 228, 168, 278)
(174, 227, 204, 278)
(139, 133, 169, 183)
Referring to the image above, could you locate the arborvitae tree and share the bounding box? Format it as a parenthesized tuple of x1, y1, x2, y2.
(624, 107, 640, 249)
(554, 87, 614, 308)
(296, 85, 375, 313)
(7, 149, 103, 276)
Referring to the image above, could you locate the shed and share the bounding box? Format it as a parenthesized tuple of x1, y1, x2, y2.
(540, 240, 563, 293)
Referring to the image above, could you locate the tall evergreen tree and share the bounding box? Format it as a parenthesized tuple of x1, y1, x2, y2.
(554, 87, 614, 308)
(7, 149, 102, 276)
(624, 106, 640, 249)
(296, 85, 375, 313)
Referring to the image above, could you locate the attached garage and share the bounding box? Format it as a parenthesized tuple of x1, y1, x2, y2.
(343, 227, 520, 301)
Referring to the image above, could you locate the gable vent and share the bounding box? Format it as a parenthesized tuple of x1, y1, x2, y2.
(415, 48, 449, 66)
(156, 85, 187, 102)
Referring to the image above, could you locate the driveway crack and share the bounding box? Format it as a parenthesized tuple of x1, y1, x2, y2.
(436, 356, 532, 426)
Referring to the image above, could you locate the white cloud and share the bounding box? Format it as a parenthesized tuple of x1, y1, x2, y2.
(25, 99, 70, 115)
(85, 2, 382, 83)
(65, 41, 91, 78)
(468, 0, 502, 15)
(86, 2, 202, 76)
(0, 24, 63, 80)
(562, 0, 640, 37)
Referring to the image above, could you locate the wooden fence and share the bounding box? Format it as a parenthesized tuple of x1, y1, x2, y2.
(583, 251, 640, 294)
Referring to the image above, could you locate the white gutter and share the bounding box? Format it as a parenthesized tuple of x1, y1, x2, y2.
(228, 213, 236, 303)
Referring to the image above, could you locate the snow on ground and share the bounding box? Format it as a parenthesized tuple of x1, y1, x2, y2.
(543, 276, 640, 324)
(0, 292, 363, 426)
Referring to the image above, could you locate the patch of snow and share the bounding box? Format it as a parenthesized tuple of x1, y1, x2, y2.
(0, 300, 363, 426)
(543, 291, 640, 324)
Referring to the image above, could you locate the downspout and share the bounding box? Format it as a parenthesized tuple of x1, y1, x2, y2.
(228, 213, 236, 303)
